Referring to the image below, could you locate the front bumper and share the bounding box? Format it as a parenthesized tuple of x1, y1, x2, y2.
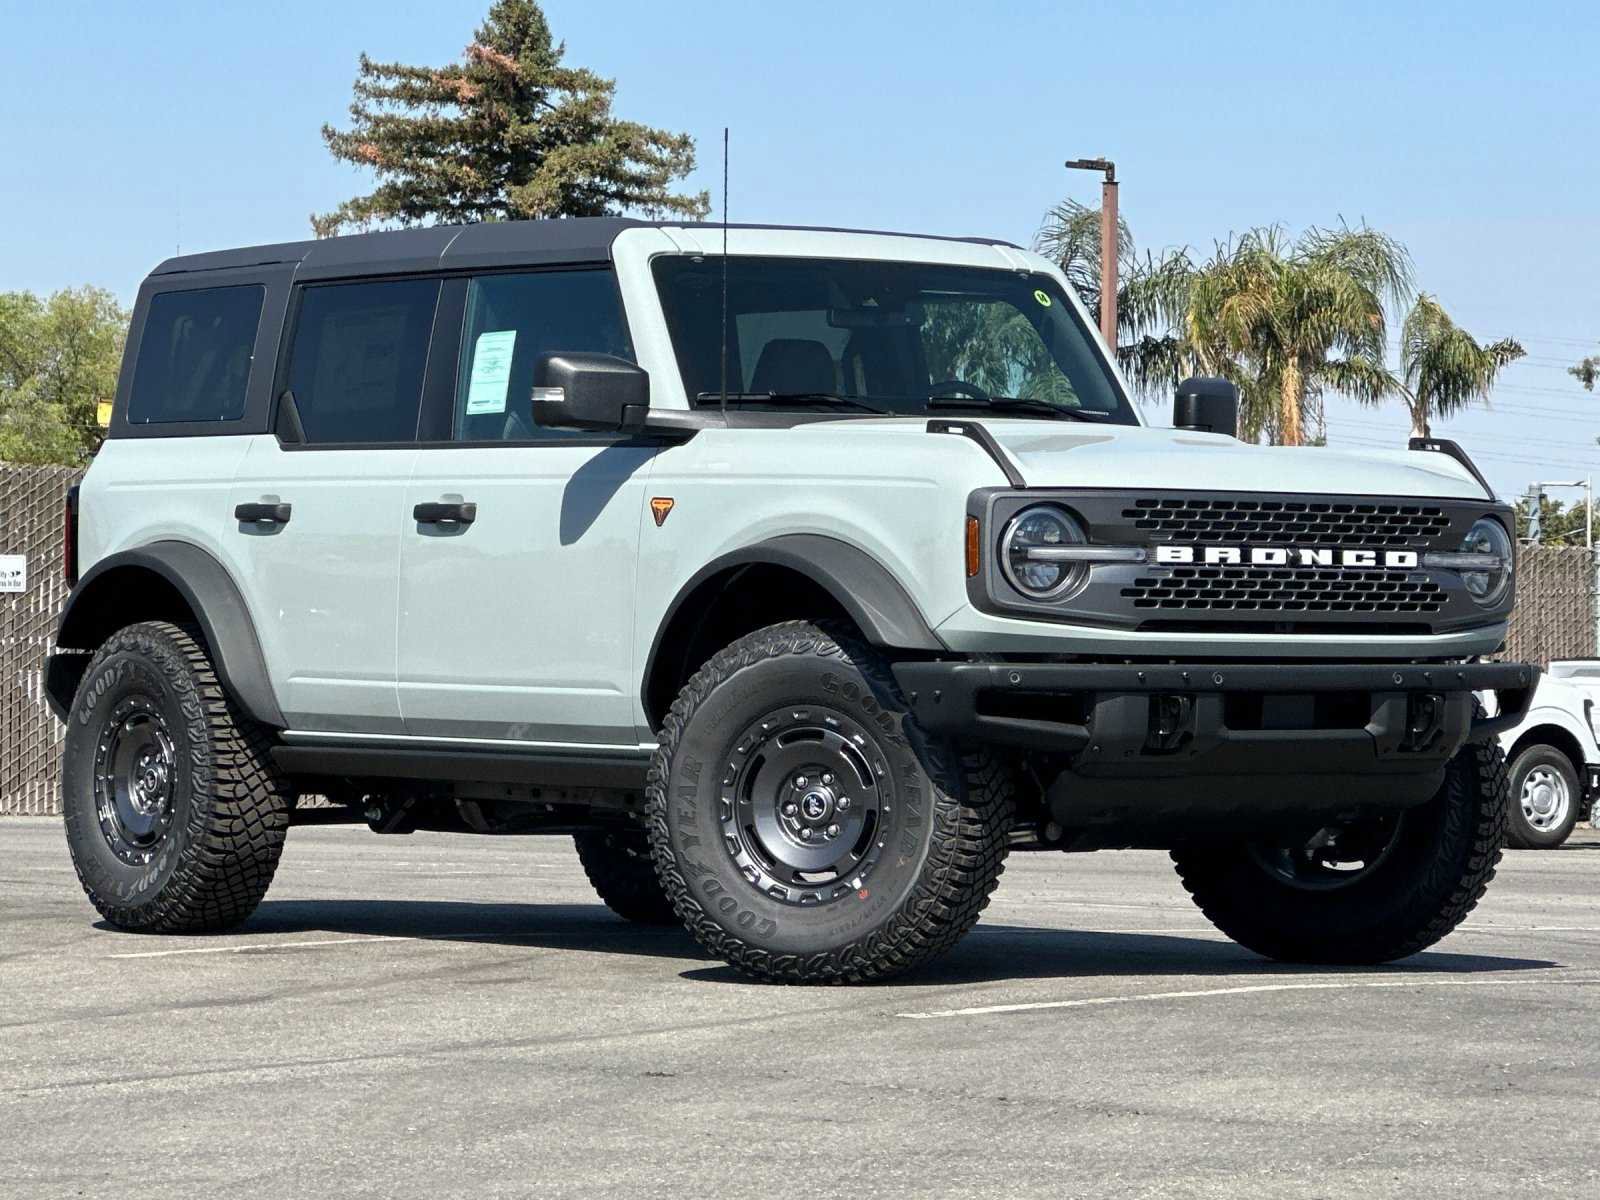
(892, 660, 1537, 846)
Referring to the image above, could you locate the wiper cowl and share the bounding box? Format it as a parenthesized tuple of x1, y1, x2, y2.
(695, 391, 889, 415)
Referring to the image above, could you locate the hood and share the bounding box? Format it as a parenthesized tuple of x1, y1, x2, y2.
(967, 420, 1492, 500)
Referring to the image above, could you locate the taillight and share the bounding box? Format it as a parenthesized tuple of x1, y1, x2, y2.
(64, 485, 80, 586)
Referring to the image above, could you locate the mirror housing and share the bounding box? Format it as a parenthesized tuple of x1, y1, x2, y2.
(532, 353, 650, 432)
(1173, 376, 1239, 437)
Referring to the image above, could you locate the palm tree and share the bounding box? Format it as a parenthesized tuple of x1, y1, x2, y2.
(1032, 198, 1132, 326)
(1398, 294, 1524, 438)
(1183, 224, 1412, 445)
(1032, 199, 1196, 395)
(1034, 208, 1423, 446)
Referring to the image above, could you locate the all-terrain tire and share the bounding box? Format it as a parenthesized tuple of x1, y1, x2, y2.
(574, 829, 678, 925)
(1504, 744, 1582, 850)
(62, 621, 292, 932)
(1172, 738, 1508, 964)
(646, 620, 1013, 984)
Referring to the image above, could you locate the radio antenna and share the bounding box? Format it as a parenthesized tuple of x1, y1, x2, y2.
(719, 127, 730, 423)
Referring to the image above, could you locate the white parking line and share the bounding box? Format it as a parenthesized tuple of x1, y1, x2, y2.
(897, 975, 1599, 1020)
(108, 937, 405, 959)
(105, 927, 659, 959)
(104, 921, 1600, 961)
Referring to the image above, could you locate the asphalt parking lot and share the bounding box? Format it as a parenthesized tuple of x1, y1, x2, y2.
(3, 817, 1597, 1199)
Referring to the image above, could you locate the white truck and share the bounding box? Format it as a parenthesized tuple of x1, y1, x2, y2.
(1497, 661, 1600, 848)
(46, 218, 1536, 982)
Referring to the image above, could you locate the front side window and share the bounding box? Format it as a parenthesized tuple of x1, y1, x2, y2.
(127, 285, 264, 424)
(285, 279, 441, 444)
(652, 256, 1135, 424)
(453, 270, 634, 441)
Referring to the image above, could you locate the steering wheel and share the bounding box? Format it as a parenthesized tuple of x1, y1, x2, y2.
(928, 379, 991, 401)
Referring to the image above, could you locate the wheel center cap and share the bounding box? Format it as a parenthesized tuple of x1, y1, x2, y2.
(800, 789, 833, 823)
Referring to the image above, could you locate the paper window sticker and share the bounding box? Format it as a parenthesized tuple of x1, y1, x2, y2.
(465, 329, 518, 415)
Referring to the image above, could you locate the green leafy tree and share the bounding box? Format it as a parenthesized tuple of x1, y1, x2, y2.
(314, 0, 709, 237)
(1515, 494, 1593, 544)
(0, 287, 127, 465)
(1398, 294, 1523, 438)
(1571, 348, 1599, 391)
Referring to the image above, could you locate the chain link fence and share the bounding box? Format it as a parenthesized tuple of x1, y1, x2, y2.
(1502, 544, 1596, 666)
(3, 460, 1598, 814)
(2, 464, 83, 814)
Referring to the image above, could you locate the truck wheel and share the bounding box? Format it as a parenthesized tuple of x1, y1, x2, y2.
(1171, 739, 1508, 964)
(573, 829, 677, 925)
(1504, 745, 1581, 850)
(62, 621, 292, 932)
(647, 620, 1013, 983)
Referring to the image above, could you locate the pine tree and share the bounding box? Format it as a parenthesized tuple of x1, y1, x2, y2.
(313, 0, 708, 237)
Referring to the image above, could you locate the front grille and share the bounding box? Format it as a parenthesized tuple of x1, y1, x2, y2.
(1123, 565, 1447, 615)
(1123, 497, 1451, 548)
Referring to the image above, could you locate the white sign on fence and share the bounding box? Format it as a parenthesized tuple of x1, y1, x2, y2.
(0, 554, 26, 593)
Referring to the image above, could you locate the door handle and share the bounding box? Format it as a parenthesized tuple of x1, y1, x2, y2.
(413, 500, 477, 526)
(235, 501, 292, 525)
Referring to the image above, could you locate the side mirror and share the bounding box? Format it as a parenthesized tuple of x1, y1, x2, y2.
(1173, 376, 1239, 437)
(532, 353, 650, 432)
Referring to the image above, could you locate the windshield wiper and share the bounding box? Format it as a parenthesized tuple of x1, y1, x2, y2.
(927, 395, 1106, 421)
(695, 391, 889, 415)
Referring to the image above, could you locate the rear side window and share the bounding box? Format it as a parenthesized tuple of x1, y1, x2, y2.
(127, 285, 264, 424)
(285, 279, 441, 444)
(453, 270, 633, 442)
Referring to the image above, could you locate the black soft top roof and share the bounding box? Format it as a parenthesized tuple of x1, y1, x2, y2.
(150, 218, 1016, 280)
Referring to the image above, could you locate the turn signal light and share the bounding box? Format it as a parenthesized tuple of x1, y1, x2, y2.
(965, 516, 981, 578)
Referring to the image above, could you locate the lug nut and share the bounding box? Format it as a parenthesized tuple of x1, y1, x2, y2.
(782, 802, 798, 816)
(822, 773, 834, 785)
(795, 775, 808, 788)
(836, 797, 851, 811)
(826, 824, 841, 838)
(800, 828, 815, 841)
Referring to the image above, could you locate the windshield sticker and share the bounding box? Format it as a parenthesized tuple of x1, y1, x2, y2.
(465, 329, 517, 415)
(1033, 289, 1052, 308)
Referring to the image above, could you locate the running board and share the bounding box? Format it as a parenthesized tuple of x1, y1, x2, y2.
(271, 743, 649, 791)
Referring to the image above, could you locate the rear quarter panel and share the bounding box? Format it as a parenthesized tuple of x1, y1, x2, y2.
(77, 436, 248, 570)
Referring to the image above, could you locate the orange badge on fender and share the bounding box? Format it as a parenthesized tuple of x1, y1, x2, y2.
(650, 497, 675, 527)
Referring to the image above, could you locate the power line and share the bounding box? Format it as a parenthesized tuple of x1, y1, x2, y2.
(1330, 420, 1593, 453)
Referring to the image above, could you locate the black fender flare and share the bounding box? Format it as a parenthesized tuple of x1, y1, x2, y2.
(49, 541, 285, 728)
(641, 533, 945, 720)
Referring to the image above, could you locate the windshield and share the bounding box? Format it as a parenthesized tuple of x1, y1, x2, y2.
(651, 255, 1137, 424)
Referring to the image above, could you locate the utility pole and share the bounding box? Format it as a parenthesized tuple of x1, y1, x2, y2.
(1064, 157, 1118, 348)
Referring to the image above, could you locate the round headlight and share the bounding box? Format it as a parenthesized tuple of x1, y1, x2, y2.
(1459, 517, 1512, 604)
(1001, 505, 1088, 599)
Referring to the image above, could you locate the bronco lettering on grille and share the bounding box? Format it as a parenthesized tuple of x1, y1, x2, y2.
(1154, 545, 1421, 568)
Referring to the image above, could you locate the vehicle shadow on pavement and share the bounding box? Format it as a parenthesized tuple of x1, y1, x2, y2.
(887, 924, 1559, 987)
(680, 922, 1560, 987)
(213, 899, 712, 961)
(187, 901, 1559, 985)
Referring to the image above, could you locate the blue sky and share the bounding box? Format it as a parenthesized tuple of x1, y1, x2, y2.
(3, 0, 1597, 502)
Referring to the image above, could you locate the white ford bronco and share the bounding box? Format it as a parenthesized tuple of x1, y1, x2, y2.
(49, 218, 1535, 982)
